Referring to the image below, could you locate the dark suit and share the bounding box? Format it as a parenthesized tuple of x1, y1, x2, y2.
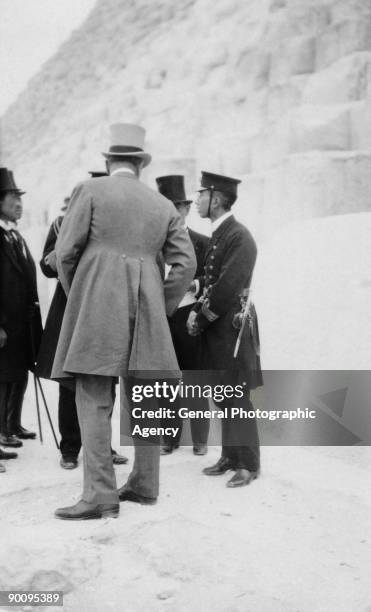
(36, 216, 81, 459)
(162, 228, 210, 448)
(192, 215, 262, 470)
(0, 226, 42, 435)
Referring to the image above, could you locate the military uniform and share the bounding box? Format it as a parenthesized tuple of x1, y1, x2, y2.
(190, 172, 262, 478)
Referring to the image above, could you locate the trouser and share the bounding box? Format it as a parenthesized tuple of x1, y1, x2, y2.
(217, 393, 260, 471)
(58, 384, 81, 459)
(121, 376, 160, 499)
(161, 391, 210, 448)
(75, 374, 119, 505)
(0, 373, 28, 435)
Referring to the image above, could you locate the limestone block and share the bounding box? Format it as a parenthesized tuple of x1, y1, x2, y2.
(303, 51, 371, 104)
(266, 76, 307, 122)
(350, 99, 371, 149)
(329, 0, 371, 24)
(262, 152, 371, 235)
(250, 117, 291, 172)
(236, 49, 271, 90)
(289, 104, 353, 153)
(316, 18, 371, 70)
(290, 36, 316, 75)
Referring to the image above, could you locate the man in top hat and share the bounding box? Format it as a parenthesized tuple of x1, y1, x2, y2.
(156, 175, 210, 455)
(187, 171, 262, 488)
(52, 124, 196, 520)
(37, 190, 127, 470)
(0, 168, 42, 470)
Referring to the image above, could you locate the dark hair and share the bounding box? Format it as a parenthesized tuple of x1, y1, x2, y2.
(108, 155, 143, 168)
(215, 190, 236, 210)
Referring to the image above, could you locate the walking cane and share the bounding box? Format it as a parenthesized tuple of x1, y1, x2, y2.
(33, 373, 43, 443)
(33, 373, 60, 449)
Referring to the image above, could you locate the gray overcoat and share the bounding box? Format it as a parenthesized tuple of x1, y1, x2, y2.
(51, 173, 196, 379)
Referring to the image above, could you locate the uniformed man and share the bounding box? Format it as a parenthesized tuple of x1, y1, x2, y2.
(156, 175, 210, 455)
(187, 171, 262, 488)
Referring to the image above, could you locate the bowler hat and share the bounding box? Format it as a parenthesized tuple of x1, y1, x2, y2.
(156, 175, 192, 205)
(0, 168, 25, 196)
(198, 171, 241, 200)
(102, 123, 152, 167)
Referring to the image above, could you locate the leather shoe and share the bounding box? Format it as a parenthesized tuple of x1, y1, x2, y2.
(0, 434, 23, 448)
(55, 500, 119, 520)
(202, 456, 234, 476)
(193, 444, 208, 456)
(9, 426, 36, 440)
(226, 468, 260, 488)
(118, 487, 157, 505)
(0, 448, 18, 460)
(111, 449, 128, 465)
(160, 444, 178, 455)
(0, 462, 5, 473)
(60, 456, 78, 470)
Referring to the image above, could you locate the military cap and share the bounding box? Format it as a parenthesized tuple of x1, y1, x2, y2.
(198, 171, 241, 199)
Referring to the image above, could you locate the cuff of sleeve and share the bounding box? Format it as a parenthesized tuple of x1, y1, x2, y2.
(201, 300, 219, 322)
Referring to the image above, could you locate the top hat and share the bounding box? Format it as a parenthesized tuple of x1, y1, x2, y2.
(102, 123, 152, 167)
(0, 168, 25, 196)
(88, 170, 108, 178)
(156, 175, 192, 205)
(198, 171, 241, 200)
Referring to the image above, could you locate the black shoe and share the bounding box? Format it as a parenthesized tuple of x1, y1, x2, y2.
(160, 444, 178, 456)
(0, 434, 23, 448)
(60, 456, 78, 470)
(118, 488, 157, 505)
(9, 426, 36, 440)
(111, 449, 128, 465)
(202, 457, 235, 476)
(193, 444, 208, 456)
(0, 448, 18, 460)
(226, 468, 260, 488)
(55, 500, 119, 520)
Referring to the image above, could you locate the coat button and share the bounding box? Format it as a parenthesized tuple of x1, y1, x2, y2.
(122, 254, 126, 259)
(213, 245, 217, 250)
(211, 255, 215, 260)
(140, 257, 144, 261)
(209, 265, 214, 270)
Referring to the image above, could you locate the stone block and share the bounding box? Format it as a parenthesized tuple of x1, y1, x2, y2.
(316, 17, 371, 70)
(303, 51, 371, 104)
(290, 36, 316, 75)
(350, 99, 371, 149)
(262, 151, 371, 235)
(289, 104, 353, 152)
(266, 76, 307, 122)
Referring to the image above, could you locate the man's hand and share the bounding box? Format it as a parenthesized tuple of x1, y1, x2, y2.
(44, 250, 57, 271)
(186, 311, 201, 336)
(0, 327, 7, 348)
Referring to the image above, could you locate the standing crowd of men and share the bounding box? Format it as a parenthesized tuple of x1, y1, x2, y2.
(0, 123, 262, 520)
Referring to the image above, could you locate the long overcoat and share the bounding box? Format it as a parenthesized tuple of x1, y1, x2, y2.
(0, 227, 42, 382)
(35, 216, 69, 380)
(192, 215, 263, 390)
(51, 174, 196, 380)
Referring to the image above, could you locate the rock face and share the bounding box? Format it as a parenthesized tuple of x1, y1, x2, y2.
(2, 0, 371, 238)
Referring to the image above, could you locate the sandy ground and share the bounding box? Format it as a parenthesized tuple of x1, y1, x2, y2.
(1, 381, 370, 612)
